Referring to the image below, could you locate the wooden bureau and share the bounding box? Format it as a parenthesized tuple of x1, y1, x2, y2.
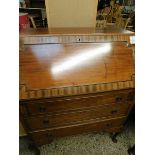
(19, 28, 135, 151)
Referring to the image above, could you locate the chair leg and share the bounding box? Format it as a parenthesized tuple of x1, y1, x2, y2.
(29, 16, 36, 28)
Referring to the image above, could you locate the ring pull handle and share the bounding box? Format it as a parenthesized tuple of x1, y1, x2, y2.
(39, 106, 46, 113)
(106, 123, 112, 127)
(115, 96, 122, 102)
(43, 119, 49, 124)
(46, 133, 52, 137)
(111, 110, 118, 114)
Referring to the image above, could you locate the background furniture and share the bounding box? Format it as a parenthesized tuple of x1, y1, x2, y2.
(20, 0, 45, 8)
(29, 0, 45, 8)
(20, 28, 135, 155)
(19, 7, 47, 28)
(96, 7, 111, 28)
(19, 13, 30, 31)
(96, 0, 135, 31)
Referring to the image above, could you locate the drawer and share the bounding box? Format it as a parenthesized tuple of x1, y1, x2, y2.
(25, 102, 130, 131)
(30, 116, 126, 146)
(21, 89, 134, 116)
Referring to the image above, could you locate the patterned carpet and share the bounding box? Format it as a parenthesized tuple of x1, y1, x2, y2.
(19, 120, 134, 155)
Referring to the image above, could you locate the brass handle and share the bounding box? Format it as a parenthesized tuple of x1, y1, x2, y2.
(111, 110, 118, 114)
(115, 96, 122, 102)
(43, 119, 49, 124)
(46, 133, 52, 137)
(39, 106, 46, 113)
(106, 123, 112, 127)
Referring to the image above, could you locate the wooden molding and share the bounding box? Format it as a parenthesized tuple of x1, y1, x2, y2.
(20, 75, 135, 100)
(20, 34, 132, 45)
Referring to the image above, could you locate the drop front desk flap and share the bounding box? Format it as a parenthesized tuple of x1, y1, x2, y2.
(20, 28, 135, 146)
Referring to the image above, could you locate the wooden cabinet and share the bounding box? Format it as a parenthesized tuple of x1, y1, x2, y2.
(20, 28, 135, 147)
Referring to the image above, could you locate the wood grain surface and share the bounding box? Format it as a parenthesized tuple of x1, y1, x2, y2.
(20, 28, 134, 36)
(19, 28, 135, 147)
(30, 116, 126, 146)
(20, 42, 134, 100)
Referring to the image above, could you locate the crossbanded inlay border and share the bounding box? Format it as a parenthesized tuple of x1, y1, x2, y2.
(20, 77, 135, 100)
(20, 34, 133, 45)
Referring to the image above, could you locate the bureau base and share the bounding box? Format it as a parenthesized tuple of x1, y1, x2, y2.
(28, 116, 125, 146)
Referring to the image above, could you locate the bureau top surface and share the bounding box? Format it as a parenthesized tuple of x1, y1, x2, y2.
(20, 41, 134, 100)
(20, 27, 134, 36)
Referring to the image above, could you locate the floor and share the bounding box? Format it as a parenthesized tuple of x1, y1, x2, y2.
(19, 120, 134, 155)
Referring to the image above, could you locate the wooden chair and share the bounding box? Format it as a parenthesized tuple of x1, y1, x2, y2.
(96, 7, 111, 28)
(106, 5, 125, 28)
(109, 0, 115, 22)
(113, 5, 124, 22)
(124, 17, 134, 31)
(29, 15, 37, 28)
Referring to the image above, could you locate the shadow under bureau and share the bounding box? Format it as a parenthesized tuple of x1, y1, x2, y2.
(19, 27, 135, 153)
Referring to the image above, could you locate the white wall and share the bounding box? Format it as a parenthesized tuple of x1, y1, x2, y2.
(45, 0, 98, 28)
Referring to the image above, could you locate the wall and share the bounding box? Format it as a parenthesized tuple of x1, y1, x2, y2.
(45, 0, 98, 28)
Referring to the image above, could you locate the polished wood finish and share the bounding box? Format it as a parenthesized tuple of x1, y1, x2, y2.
(20, 27, 134, 36)
(30, 116, 126, 146)
(20, 42, 134, 89)
(19, 41, 134, 100)
(20, 28, 134, 48)
(19, 28, 135, 147)
(25, 102, 129, 131)
(20, 89, 133, 116)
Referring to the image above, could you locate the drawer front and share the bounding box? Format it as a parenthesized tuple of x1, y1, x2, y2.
(23, 89, 134, 116)
(25, 102, 130, 131)
(30, 116, 126, 146)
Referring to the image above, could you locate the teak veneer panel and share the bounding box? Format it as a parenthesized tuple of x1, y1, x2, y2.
(20, 42, 134, 100)
(25, 103, 130, 131)
(20, 42, 133, 88)
(30, 116, 126, 146)
(20, 89, 134, 116)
